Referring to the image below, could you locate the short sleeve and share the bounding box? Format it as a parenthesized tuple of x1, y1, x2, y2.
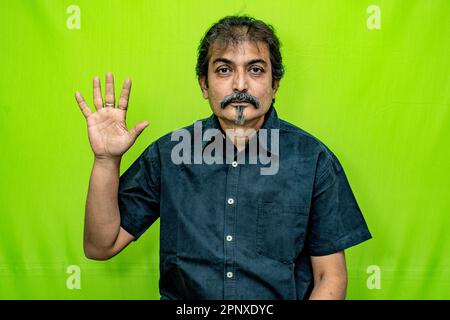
(305, 148, 372, 256)
(118, 142, 161, 241)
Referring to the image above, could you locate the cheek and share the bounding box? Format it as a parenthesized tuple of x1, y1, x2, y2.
(256, 86, 275, 104)
(209, 82, 230, 103)
(252, 77, 274, 98)
(209, 88, 222, 104)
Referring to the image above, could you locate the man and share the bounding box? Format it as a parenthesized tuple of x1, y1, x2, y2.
(75, 16, 372, 300)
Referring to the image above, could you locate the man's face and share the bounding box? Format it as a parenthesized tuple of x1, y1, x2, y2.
(199, 40, 279, 127)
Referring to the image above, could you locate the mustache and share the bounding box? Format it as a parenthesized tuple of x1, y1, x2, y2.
(220, 92, 261, 109)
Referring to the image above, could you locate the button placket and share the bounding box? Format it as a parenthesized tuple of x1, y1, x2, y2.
(223, 162, 240, 299)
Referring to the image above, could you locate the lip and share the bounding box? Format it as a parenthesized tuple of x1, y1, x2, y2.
(230, 101, 250, 105)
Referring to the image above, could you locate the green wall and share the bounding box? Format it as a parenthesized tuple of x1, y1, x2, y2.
(0, 0, 449, 299)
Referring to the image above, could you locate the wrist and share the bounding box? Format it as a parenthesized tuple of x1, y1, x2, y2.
(94, 155, 121, 168)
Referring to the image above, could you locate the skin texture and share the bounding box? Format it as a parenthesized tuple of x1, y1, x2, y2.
(75, 40, 348, 300)
(310, 251, 348, 299)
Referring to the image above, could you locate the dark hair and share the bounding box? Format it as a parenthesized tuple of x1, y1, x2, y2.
(196, 15, 284, 87)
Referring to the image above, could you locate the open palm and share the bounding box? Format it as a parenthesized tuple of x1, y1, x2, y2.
(75, 73, 148, 159)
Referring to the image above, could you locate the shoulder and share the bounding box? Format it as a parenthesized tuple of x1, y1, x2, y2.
(278, 118, 342, 171)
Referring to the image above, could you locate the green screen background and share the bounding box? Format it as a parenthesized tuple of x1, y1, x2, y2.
(1, 0, 449, 299)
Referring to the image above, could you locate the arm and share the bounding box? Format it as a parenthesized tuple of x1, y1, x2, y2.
(83, 157, 135, 260)
(309, 251, 348, 300)
(75, 72, 149, 260)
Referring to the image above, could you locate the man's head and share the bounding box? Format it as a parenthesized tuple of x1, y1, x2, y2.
(197, 15, 284, 128)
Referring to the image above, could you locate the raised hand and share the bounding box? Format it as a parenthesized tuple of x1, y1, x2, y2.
(75, 72, 148, 160)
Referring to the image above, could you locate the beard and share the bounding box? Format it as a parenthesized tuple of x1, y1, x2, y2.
(220, 92, 260, 125)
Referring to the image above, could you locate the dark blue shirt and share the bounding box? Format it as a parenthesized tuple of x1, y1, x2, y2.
(118, 106, 372, 300)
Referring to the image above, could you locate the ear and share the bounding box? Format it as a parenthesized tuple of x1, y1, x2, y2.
(198, 77, 209, 99)
(272, 79, 280, 97)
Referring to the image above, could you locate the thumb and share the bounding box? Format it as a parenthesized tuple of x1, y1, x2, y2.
(130, 120, 149, 140)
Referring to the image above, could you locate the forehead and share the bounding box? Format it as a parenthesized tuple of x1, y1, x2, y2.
(208, 40, 270, 64)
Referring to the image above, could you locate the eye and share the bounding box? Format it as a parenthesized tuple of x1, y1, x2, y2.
(250, 66, 264, 74)
(217, 67, 231, 75)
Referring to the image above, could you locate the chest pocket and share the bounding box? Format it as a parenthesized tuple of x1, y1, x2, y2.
(256, 201, 309, 264)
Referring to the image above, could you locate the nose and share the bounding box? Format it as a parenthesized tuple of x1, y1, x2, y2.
(232, 68, 249, 93)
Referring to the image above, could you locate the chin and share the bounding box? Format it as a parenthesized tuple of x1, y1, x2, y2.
(223, 104, 258, 115)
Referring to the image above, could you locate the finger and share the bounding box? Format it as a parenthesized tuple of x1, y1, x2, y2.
(105, 72, 115, 107)
(93, 76, 103, 110)
(130, 121, 149, 140)
(118, 79, 132, 111)
(75, 92, 92, 118)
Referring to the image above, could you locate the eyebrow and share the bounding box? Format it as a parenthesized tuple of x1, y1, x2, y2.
(212, 57, 268, 66)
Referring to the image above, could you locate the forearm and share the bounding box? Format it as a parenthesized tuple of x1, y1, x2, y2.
(84, 156, 122, 252)
(309, 275, 347, 300)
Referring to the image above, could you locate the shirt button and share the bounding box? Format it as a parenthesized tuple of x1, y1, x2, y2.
(231, 161, 238, 167)
(226, 272, 233, 278)
(227, 198, 234, 205)
(226, 235, 233, 242)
